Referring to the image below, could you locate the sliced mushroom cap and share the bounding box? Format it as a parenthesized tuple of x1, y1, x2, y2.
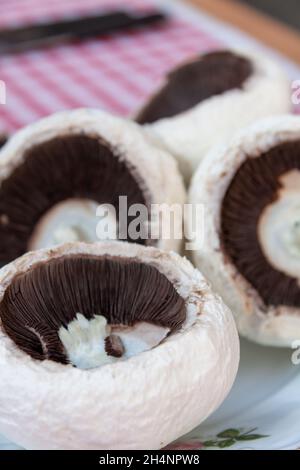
(136, 51, 253, 124)
(189, 115, 300, 347)
(136, 49, 291, 181)
(0, 241, 239, 450)
(0, 109, 185, 265)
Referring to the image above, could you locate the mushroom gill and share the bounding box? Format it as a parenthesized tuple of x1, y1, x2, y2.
(0, 134, 150, 265)
(136, 51, 252, 124)
(221, 139, 300, 308)
(0, 254, 186, 366)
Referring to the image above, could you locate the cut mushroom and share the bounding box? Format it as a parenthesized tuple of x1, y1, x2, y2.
(0, 108, 185, 265)
(0, 241, 239, 450)
(136, 49, 291, 181)
(189, 115, 300, 347)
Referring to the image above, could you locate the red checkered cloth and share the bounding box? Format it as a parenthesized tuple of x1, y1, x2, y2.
(0, 0, 298, 134)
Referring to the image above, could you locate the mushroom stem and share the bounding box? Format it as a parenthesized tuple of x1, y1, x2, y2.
(53, 225, 81, 244)
(291, 222, 300, 250)
(281, 219, 300, 258)
(58, 314, 117, 370)
(258, 169, 300, 279)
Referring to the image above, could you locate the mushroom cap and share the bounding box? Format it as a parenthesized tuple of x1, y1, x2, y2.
(0, 241, 239, 450)
(0, 108, 185, 259)
(137, 49, 291, 182)
(189, 114, 300, 347)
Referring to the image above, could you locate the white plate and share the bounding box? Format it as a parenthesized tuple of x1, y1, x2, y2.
(167, 338, 300, 450)
(1, 338, 299, 450)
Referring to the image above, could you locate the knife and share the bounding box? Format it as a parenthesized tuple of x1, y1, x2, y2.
(0, 10, 167, 54)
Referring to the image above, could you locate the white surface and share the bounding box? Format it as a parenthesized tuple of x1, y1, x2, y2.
(182, 338, 300, 450)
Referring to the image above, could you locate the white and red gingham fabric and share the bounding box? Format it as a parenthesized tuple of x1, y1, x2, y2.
(0, 0, 220, 133)
(0, 0, 299, 134)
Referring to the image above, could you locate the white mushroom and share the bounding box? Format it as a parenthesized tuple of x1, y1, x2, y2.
(0, 241, 239, 450)
(136, 49, 291, 182)
(189, 115, 300, 347)
(0, 108, 185, 265)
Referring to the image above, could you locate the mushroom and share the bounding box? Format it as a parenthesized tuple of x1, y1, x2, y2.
(0, 241, 239, 450)
(0, 109, 185, 266)
(189, 114, 300, 347)
(136, 49, 291, 181)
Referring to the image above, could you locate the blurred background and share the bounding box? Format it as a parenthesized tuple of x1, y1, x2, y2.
(0, 0, 299, 136)
(240, 0, 300, 30)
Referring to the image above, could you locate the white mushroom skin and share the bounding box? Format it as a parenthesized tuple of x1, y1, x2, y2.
(0, 108, 185, 254)
(0, 241, 239, 450)
(138, 49, 291, 182)
(189, 115, 300, 347)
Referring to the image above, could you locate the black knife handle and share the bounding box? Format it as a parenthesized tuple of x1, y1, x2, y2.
(0, 11, 167, 53)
